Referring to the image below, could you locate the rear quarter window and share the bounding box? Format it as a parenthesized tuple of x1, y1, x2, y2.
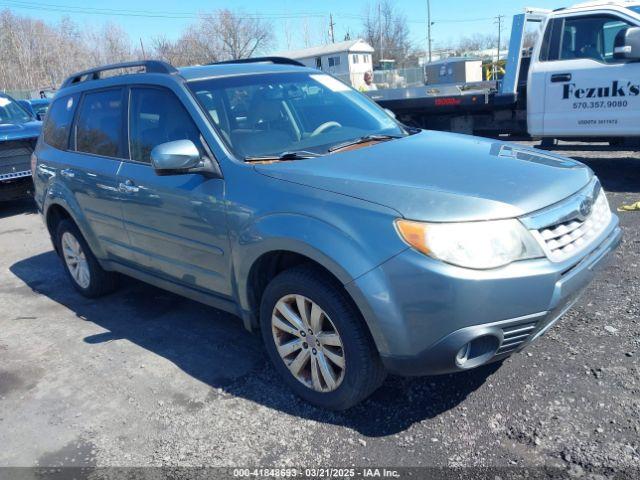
(42, 94, 78, 150)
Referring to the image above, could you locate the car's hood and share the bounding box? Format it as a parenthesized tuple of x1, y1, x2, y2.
(254, 131, 593, 222)
(0, 120, 41, 141)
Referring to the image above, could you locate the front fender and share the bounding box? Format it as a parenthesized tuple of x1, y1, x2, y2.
(233, 211, 406, 345)
(235, 213, 362, 292)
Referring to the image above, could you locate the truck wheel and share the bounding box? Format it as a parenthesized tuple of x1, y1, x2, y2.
(540, 138, 557, 148)
(260, 265, 386, 410)
(55, 219, 118, 298)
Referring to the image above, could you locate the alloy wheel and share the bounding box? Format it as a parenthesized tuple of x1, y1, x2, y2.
(61, 232, 90, 289)
(271, 294, 346, 392)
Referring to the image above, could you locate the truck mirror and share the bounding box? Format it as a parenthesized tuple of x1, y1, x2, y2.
(614, 26, 640, 61)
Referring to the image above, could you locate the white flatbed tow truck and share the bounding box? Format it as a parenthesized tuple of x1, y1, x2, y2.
(368, 1, 640, 143)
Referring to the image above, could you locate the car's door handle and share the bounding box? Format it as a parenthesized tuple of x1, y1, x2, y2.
(118, 180, 139, 194)
(60, 168, 75, 179)
(551, 73, 572, 83)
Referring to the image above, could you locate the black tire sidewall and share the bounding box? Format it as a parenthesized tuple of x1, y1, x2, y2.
(260, 267, 381, 410)
(55, 220, 104, 297)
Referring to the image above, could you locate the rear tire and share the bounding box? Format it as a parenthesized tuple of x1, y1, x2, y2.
(260, 265, 386, 410)
(55, 219, 118, 298)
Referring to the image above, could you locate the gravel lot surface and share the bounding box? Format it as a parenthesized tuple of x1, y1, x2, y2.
(0, 142, 638, 476)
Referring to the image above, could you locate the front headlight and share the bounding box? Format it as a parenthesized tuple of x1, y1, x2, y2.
(395, 218, 543, 269)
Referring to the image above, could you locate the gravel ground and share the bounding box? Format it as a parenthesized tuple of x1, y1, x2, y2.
(0, 142, 638, 476)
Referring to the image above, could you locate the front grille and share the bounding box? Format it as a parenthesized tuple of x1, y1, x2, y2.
(533, 189, 612, 263)
(496, 320, 538, 355)
(0, 139, 35, 177)
(0, 145, 32, 159)
(521, 179, 612, 262)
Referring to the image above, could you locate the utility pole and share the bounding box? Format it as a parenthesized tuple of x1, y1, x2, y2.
(495, 15, 505, 63)
(139, 38, 146, 60)
(378, 2, 384, 61)
(427, 0, 432, 63)
(494, 14, 505, 80)
(329, 13, 335, 43)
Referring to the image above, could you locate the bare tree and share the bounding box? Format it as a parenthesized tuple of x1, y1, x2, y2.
(150, 10, 274, 66)
(361, 0, 412, 67)
(198, 10, 273, 60)
(0, 7, 274, 93)
(302, 18, 312, 48)
(457, 33, 499, 54)
(282, 19, 293, 51)
(523, 30, 539, 50)
(0, 9, 140, 93)
(85, 22, 136, 66)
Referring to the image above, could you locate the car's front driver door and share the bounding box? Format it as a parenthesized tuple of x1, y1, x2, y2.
(542, 12, 640, 137)
(117, 86, 231, 298)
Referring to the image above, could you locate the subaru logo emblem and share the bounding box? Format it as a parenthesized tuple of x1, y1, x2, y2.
(579, 197, 593, 219)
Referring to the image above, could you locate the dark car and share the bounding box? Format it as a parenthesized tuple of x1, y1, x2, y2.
(29, 98, 51, 120)
(0, 93, 41, 201)
(18, 98, 51, 121)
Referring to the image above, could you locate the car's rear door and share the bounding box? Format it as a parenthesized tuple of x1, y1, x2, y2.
(38, 89, 129, 260)
(117, 85, 231, 297)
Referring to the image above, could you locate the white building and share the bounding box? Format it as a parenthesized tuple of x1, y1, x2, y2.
(274, 39, 375, 89)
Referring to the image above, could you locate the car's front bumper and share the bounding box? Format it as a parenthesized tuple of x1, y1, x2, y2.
(346, 217, 622, 376)
(0, 137, 35, 200)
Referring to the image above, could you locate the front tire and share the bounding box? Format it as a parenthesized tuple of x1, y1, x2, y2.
(55, 219, 117, 298)
(260, 265, 386, 410)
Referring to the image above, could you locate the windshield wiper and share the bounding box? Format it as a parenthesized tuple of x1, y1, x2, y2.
(328, 134, 403, 153)
(244, 150, 322, 162)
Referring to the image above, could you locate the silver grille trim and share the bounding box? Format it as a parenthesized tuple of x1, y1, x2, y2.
(496, 320, 537, 355)
(0, 170, 31, 181)
(521, 179, 613, 263)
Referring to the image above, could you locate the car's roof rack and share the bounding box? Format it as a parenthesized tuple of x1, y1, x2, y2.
(208, 57, 305, 67)
(61, 60, 178, 88)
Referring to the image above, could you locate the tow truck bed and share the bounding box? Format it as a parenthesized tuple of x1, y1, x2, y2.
(365, 11, 541, 137)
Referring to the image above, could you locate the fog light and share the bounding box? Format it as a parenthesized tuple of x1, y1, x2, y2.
(456, 342, 471, 366)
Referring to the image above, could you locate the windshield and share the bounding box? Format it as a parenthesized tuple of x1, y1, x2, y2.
(187, 72, 406, 159)
(0, 96, 33, 124)
(628, 6, 640, 14)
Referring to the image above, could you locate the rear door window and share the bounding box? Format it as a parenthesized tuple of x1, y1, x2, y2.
(75, 89, 125, 158)
(43, 94, 78, 150)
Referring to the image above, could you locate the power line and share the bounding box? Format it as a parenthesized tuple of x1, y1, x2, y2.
(0, 1, 332, 19)
(0, 1, 511, 25)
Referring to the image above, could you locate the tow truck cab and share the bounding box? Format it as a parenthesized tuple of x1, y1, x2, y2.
(526, 1, 640, 138)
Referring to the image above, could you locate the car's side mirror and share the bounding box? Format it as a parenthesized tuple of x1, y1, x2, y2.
(614, 26, 640, 61)
(150, 140, 219, 177)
